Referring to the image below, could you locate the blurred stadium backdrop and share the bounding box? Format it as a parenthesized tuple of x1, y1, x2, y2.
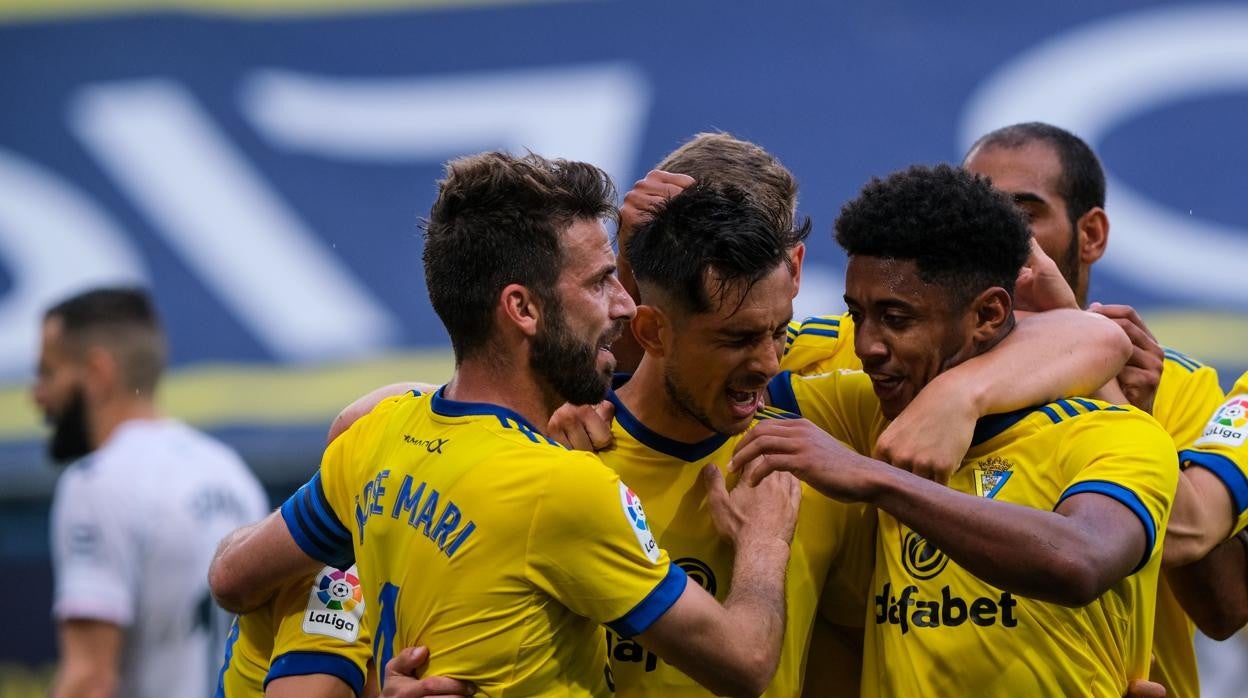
(1, 0, 1245, 693)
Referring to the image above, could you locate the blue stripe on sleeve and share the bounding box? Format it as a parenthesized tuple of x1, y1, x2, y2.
(1181, 449, 1248, 519)
(1163, 349, 1200, 372)
(1056, 399, 1079, 417)
(1038, 405, 1062, 424)
(266, 651, 366, 697)
(797, 327, 840, 339)
(606, 562, 688, 638)
(801, 316, 842, 329)
(766, 371, 801, 416)
(1057, 480, 1156, 573)
(309, 474, 353, 545)
(280, 476, 354, 568)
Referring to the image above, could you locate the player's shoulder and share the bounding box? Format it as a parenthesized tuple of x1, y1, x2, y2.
(1159, 346, 1220, 391)
(1037, 398, 1171, 443)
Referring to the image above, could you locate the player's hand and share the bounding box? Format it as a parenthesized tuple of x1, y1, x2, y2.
(547, 400, 616, 452)
(619, 170, 696, 244)
(873, 380, 977, 484)
(1015, 237, 1078, 312)
(1124, 678, 1165, 698)
(381, 646, 476, 697)
(730, 419, 879, 503)
(703, 462, 800, 548)
(1088, 303, 1163, 414)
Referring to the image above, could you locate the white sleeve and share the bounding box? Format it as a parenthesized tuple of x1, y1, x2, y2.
(50, 467, 139, 626)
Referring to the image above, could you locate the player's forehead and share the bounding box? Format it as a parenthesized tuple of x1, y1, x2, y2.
(965, 142, 1065, 202)
(559, 218, 614, 276)
(694, 264, 794, 334)
(844, 256, 939, 310)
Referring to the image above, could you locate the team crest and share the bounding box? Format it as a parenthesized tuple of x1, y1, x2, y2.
(1196, 396, 1248, 448)
(303, 565, 365, 642)
(973, 456, 1013, 499)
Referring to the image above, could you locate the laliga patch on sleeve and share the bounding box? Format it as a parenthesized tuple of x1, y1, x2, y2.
(618, 481, 661, 563)
(1196, 396, 1248, 448)
(302, 566, 365, 642)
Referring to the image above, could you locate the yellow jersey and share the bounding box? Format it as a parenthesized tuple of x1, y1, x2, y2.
(598, 391, 876, 697)
(782, 313, 861, 375)
(869, 399, 1175, 696)
(1180, 370, 1248, 536)
(279, 389, 686, 697)
(216, 565, 371, 697)
(1145, 350, 1225, 698)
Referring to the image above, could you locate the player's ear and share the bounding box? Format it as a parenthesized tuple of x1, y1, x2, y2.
(81, 345, 119, 400)
(788, 243, 806, 296)
(1077, 207, 1109, 266)
(499, 283, 541, 338)
(971, 286, 1012, 344)
(631, 304, 670, 357)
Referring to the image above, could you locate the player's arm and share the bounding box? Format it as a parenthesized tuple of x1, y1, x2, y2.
(632, 466, 801, 697)
(267, 674, 354, 698)
(1163, 464, 1236, 566)
(209, 511, 327, 613)
(1164, 531, 1248, 640)
(50, 619, 122, 698)
(329, 382, 438, 444)
(873, 308, 1130, 481)
(734, 418, 1168, 607)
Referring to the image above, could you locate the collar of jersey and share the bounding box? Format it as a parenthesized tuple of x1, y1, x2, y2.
(430, 386, 544, 434)
(606, 389, 730, 463)
(969, 404, 1049, 449)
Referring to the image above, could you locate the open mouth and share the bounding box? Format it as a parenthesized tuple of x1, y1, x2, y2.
(726, 387, 765, 418)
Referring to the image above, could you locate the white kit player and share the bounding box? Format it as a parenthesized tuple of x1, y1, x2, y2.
(34, 288, 267, 698)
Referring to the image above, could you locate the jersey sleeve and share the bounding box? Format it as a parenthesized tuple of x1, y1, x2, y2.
(1179, 373, 1248, 537)
(281, 394, 411, 569)
(818, 502, 877, 627)
(1153, 351, 1224, 450)
(525, 454, 687, 638)
(768, 369, 886, 456)
(1055, 410, 1179, 573)
(781, 313, 863, 376)
(50, 466, 139, 625)
(265, 565, 371, 698)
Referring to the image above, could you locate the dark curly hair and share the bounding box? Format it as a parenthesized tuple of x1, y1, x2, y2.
(627, 183, 810, 316)
(835, 164, 1030, 309)
(423, 151, 616, 363)
(966, 122, 1105, 232)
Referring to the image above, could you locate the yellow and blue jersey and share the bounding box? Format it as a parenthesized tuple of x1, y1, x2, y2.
(781, 313, 861, 375)
(1143, 349, 1225, 698)
(1180, 370, 1248, 535)
(598, 390, 875, 697)
(280, 388, 685, 697)
(862, 399, 1176, 697)
(216, 565, 371, 697)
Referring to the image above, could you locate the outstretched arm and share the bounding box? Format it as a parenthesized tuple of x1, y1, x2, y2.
(735, 419, 1157, 607)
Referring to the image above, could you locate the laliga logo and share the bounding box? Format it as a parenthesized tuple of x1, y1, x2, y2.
(317, 568, 363, 612)
(1215, 398, 1248, 429)
(962, 4, 1248, 308)
(623, 487, 648, 532)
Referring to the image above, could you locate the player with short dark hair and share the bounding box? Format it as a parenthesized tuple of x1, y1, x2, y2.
(963, 123, 1231, 698)
(740, 164, 1177, 696)
(36, 287, 267, 698)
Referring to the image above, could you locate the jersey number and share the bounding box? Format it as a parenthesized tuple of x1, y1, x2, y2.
(375, 582, 400, 688)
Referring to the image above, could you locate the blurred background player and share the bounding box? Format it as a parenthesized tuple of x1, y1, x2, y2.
(962, 122, 1233, 698)
(33, 287, 267, 698)
(740, 165, 1176, 696)
(209, 151, 805, 697)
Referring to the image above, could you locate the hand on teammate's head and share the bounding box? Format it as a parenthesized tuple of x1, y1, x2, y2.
(619, 170, 696, 242)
